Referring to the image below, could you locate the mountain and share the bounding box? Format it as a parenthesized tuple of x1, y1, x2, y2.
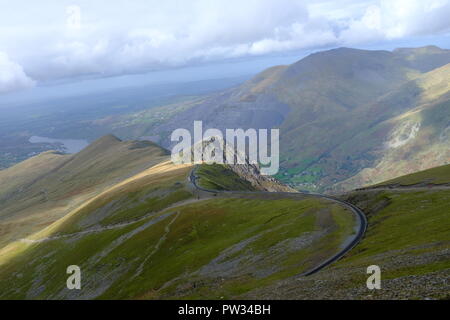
(0, 135, 169, 247)
(117, 46, 450, 192)
(393, 45, 450, 72)
(1, 46, 449, 300)
(328, 62, 450, 191)
(0, 138, 448, 299)
(0, 136, 360, 299)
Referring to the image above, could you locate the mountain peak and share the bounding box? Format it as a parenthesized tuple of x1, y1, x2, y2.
(393, 45, 450, 72)
(94, 134, 122, 144)
(394, 45, 445, 54)
(70, 134, 123, 160)
(312, 47, 389, 57)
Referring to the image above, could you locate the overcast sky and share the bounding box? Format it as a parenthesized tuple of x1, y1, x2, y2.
(1, 0, 450, 93)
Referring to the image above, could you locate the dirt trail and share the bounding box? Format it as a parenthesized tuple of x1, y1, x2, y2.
(20, 165, 367, 278)
(20, 197, 210, 244)
(134, 211, 181, 277)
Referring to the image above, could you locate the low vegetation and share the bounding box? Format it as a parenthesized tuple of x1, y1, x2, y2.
(0, 152, 357, 299)
(196, 164, 256, 191)
(0, 136, 448, 300)
(243, 165, 450, 299)
(374, 163, 450, 186)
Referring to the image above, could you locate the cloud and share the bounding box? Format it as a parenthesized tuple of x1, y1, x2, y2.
(66, 5, 82, 30)
(0, 52, 35, 93)
(0, 0, 449, 82)
(341, 0, 450, 43)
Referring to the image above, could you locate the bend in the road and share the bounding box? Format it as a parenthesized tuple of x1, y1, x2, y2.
(189, 165, 367, 277)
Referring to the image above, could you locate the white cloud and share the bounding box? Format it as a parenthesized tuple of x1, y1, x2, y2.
(0, 52, 35, 93)
(0, 0, 449, 83)
(66, 5, 82, 31)
(341, 0, 450, 43)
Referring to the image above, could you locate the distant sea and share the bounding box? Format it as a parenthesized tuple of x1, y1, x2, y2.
(29, 136, 89, 154)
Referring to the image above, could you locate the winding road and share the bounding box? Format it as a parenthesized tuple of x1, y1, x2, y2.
(189, 165, 368, 277)
(20, 164, 367, 277)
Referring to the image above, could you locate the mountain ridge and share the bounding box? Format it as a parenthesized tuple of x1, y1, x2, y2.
(121, 45, 450, 192)
(0, 137, 360, 299)
(0, 134, 170, 247)
(0, 137, 448, 299)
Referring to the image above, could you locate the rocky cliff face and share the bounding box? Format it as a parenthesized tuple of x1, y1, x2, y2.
(228, 163, 296, 192)
(174, 136, 296, 192)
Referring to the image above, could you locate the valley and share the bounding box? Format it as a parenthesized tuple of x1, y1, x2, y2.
(110, 46, 450, 193)
(0, 74, 247, 170)
(2, 46, 449, 192)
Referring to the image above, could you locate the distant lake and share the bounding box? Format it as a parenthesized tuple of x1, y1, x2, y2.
(29, 136, 89, 154)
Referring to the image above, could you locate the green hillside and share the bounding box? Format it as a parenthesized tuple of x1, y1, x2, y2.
(0, 194, 354, 299)
(0, 140, 358, 299)
(243, 166, 450, 299)
(374, 163, 450, 186)
(0, 139, 448, 299)
(195, 164, 256, 191)
(0, 135, 169, 248)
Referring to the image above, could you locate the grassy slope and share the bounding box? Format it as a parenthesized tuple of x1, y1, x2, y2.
(374, 163, 450, 186)
(6, 139, 447, 299)
(196, 164, 256, 191)
(242, 165, 450, 299)
(342, 190, 449, 270)
(0, 151, 69, 198)
(333, 167, 450, 297)
(0, 197, 353, 299)
(0, 159, 356, 299)
(0, 135, 170, 248)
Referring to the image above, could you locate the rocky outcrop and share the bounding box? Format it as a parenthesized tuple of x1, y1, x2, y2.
(228, 163, 295, 192)
(174, 136, 295, 192)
